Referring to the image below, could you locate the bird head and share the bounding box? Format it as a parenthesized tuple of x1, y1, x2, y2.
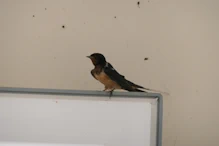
(87, 53, 106, 66)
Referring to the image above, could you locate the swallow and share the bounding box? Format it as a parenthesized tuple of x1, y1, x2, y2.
(87, 53, 149, 96)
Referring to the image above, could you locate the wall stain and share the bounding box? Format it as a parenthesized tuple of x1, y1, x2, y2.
(114, 16, 117, 19)
(45, 8, 47, 10)
(62, 25, 65, 29)
(137, 1, 140, 8)
(144, 57, 149, 60)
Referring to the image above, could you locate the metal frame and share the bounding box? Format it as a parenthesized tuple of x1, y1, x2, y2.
(0, 87, 163, 146)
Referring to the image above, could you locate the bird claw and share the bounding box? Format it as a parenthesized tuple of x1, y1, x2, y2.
(103, 89, 114, 98)
(109, 91, 113, 98)
(108, 89, 115, 99)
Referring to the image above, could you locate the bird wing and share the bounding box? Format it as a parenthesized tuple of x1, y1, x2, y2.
(103, 63, 168, 94)
(91, 70, 97, 80)
(103, 63, 135, 91)
(125, 80, 145, 89)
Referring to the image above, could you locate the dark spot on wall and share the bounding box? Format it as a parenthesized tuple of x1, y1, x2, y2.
(62, 25, 65, 29)
(144, 57, 149, 60)
(137, 1, 140, 8)
(33, 15, 35, 17)
(114, 16, 116, 19)
(45, 8, 47, 10)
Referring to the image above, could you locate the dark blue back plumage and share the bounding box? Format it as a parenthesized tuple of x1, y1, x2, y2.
(104, 62, 146, 92)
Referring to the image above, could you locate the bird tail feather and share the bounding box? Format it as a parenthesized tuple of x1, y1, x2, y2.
(127, 88, 146, 92)
(126, 79, 169, 95)
(143, 88, 169, 95)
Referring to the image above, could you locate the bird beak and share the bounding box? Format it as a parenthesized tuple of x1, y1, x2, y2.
(86, 56, 91, 58)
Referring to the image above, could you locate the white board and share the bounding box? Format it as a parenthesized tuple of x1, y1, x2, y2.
(0, 88, 162, 146)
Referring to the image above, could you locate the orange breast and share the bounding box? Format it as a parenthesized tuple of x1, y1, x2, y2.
(94, 71, 121, 89)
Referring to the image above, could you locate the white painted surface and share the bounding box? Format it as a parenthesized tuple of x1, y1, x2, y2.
(0, 93, 156, 146)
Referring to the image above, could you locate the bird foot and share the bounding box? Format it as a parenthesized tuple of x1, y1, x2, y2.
(103, 88, 115, 99)
(108, 89, 115, 99)
(109, 91, 113, 98)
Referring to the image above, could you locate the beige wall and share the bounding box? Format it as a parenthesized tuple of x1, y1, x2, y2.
(1, 0, 219, 146)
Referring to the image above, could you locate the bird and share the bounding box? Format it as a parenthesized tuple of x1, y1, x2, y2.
(87, 53, 154, 96)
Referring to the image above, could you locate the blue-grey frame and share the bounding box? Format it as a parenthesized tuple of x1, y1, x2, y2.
(0, 87, 163, 146)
